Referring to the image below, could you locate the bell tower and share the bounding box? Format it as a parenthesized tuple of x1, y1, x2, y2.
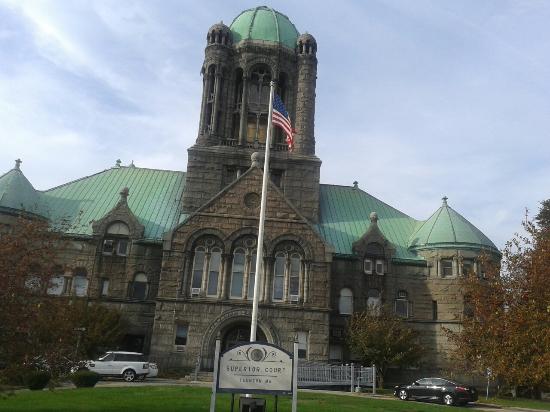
(182, 7, 321, 222)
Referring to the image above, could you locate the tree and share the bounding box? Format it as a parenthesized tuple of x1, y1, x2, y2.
(535, 199, 550, 233)
(447, 212, 550, 398)
(347, 307, 423, 388)
(0, 216, 123, 381)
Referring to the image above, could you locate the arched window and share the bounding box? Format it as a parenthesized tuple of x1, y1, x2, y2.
(395, 290, 409, 318)
(131, 272, 148, 300)
(103, 221, 130, 256)
(73, 268, 88, 297)
(207, 247, 222, 296)
(273, 252, 286, 301)
(230, 248, 246, 298)
(246, 251, 257, 300)
(246, 65, 271, 145)
(189, 236, 224, 297)
(272, 243, 304, 303)
(191, 246, 206, 295)
(339, 288, 353, 315)
(367, 289, 381, 313)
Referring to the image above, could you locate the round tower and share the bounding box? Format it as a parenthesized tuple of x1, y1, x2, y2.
(197, 22, 233, 144)
(294, 33, 317, 156)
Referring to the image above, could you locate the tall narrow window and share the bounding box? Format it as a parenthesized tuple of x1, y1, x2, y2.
(230, 248, 245, 298)
(191, 247, 206, 293)
(363, 258, 373, 274)
(73, 276, 88, 297)
(247, 252, 257, 300)
(432, 300, 438, 320)
(131, 273, 148, 300)
(297, 331, 308, 359)
(462, 259, 473, 275)
(100, 278, 110, 297)
(289, 254, 300, 300)
(273, 253, 285, 301)
(375, 259, 384, 275)
(207, 248, 221, 296)
(175, 324, 188, 351)
(395, 290, 409, 318)
(339, 288, 353, 315)
(367, 289, 381, 313)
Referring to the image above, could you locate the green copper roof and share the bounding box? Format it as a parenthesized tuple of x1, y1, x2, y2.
(317, 184, 423, 261)
(408, 197, 499, 253)
(0, 163, 42, 214)
(40, 166, 186, 240)
(230, 6, 299, 49)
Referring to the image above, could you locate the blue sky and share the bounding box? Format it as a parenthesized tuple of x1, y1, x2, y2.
(1, 0, 549, 249)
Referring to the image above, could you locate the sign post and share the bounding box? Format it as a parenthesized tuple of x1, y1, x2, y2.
(210, 341, 297, 411)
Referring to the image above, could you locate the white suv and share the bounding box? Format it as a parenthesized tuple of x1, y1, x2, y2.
(83, 351, 149, 382)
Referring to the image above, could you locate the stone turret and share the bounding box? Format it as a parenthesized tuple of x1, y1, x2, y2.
(294, 33, 317, 156)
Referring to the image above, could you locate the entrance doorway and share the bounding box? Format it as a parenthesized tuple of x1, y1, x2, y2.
(222, 322, 267, 351)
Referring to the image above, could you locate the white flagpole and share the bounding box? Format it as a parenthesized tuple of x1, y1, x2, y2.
(250, 80, 275, 342)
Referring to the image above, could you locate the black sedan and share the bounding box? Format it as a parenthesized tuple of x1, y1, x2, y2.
(394, 377, 478, 406)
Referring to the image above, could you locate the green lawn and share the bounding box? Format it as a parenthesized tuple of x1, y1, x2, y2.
(0, 386, 475, 412)
(480, 396, 550, 411)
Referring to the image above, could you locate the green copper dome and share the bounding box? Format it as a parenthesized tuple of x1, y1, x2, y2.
(230, 6, 299, 49)
(408, 197, 499, 253)
(0, 161, 42, 215)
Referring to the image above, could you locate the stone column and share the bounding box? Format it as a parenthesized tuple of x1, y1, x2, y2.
(180, 252, 191, 298)
(210, 68, 222, 134)
(302, 261, 310, 304)
(262, 257, 274, 303)
(221, 253, 232, 300)
(294, 54, 317, 155)
(198, 74, 208, 133)
(238, 76, 249, 145)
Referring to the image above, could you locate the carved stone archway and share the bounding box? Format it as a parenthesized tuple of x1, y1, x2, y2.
(199, 308, 279, 370)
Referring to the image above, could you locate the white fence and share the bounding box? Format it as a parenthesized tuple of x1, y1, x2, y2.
(297, 362, 376, 392)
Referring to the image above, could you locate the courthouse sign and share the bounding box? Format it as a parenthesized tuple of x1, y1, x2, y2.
(217, 342, 293, 394)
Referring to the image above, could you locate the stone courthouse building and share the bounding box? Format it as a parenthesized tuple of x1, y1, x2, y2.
(0, 7, 500, 377)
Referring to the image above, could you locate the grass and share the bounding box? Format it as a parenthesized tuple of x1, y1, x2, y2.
(480, 396, 550, 410)
(0, 385, 477, 412)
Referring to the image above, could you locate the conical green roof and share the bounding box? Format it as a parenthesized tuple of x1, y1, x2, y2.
(0, 160, 42, 215)
(230, 6, 299, 49)
(408, 197, 499, 253)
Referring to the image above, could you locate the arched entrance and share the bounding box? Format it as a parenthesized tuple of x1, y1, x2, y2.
(222, 322, 267, 351)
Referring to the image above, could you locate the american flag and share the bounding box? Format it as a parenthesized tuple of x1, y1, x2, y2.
(272, 94, 294, 151)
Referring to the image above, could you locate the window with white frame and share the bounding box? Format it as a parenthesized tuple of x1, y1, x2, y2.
(230, 248, 246, 298)
(441, 259, 453, 277)
(103, 222, 130, 256)
(189, 236, 224, 297)
(47, 275, 65, 296)
(73, 275, 88, 297)
(297, 331, 308, 359)
(100, 278, 109, 297)
(338, 288, 353, 315)
(272, 243, 303, 302)
(395, 290, 409, 318)
(375, 259, 384, 275)
(363, 258, 373, 274)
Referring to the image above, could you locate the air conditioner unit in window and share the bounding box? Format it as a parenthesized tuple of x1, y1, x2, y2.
(191, 288, 200, 296)
(175, 345, 185, 352)
(289, 295, 299, 303)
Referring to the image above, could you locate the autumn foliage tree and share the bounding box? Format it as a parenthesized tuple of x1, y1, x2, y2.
(447, 204, 550, 397)
(0, 216, 123, 381)
(347, 307, 423, 388)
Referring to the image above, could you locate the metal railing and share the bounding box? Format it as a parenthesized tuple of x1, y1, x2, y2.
(297, 361, 376, 392)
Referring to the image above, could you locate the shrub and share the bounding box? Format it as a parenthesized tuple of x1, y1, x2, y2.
(70, 370, 100, 388)
(25, 371, 51, 390)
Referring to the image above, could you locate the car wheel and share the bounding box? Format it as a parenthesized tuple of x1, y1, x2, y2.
(398, 389, 409, 401)
(122, 369, 136, 382)
(442, 393, 455, 406)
